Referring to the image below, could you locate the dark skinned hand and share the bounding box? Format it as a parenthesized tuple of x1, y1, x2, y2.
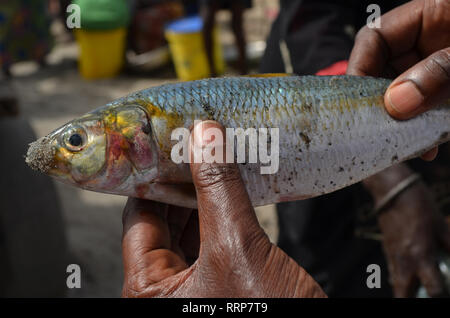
(364, 165, 450, 297)
(121, 121, 326, 298)
(348, 0, 450, 297)
(347, 0, 450, 161)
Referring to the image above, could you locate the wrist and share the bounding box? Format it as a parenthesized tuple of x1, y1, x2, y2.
(363, 164, 416, 204)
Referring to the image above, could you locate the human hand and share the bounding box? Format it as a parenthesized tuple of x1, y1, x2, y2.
(121, 121, 326, 297)
(364, 165, 450, 297)
(347, 0, 450, 160)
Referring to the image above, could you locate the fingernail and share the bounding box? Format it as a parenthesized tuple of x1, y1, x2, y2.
(421, 147, 439, 161)
(192, 120, 224, 148)
(387, 81, 424, 115)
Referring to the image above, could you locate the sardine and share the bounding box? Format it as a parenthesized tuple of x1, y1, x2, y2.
(26, 75, 450, 208)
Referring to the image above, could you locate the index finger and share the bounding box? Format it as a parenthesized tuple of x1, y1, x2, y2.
(347, 0, 425, 76)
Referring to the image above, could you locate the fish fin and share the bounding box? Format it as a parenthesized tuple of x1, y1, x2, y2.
(243, 73, 291, 78)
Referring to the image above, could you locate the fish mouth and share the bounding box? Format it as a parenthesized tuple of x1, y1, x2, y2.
(25, 136, 56, 173)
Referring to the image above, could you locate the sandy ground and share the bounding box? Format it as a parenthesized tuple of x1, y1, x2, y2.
(9, 1, 279, 297)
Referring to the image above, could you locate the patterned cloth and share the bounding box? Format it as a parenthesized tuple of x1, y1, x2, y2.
(0, 0, 53, 70)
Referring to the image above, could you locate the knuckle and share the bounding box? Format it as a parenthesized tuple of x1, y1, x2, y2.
(352, 26, 369, 43)
(194, 163, 241, 190)
(355, 25, 370, 41)
(423, 49, 450, 80)
(354, 25, 380, 47)
(354, 25, 390, 60)
(428, 0, 450, 25)
(123, 270, 159, 298)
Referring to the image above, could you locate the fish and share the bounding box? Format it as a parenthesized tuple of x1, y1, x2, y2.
(26, 75, 450, 208)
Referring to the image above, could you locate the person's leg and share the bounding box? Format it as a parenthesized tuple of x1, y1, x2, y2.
(230, 2, 247, 74)
(201, 1, 219, 77)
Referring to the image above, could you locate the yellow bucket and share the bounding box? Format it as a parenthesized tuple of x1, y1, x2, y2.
(165, 17, 224, 81)
(75, 28, 126, 80)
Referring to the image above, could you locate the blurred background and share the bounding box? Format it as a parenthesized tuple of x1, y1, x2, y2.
(0, 0, 279, 297)
(1, 0, 449, 298)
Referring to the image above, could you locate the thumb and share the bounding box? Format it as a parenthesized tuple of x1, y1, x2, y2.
(385, 48, 450, 120)
(189, 120, 268, 255)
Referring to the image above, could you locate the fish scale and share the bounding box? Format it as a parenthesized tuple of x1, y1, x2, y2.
(26, 75, 450, 208)
(132, 75, 449, 206)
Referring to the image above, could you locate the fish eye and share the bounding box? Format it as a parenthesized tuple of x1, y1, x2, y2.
(63, 127, 87, 152)
(69, 134, 83, 147)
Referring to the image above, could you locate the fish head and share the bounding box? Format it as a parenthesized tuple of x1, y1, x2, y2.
(26, 105, 159, 192)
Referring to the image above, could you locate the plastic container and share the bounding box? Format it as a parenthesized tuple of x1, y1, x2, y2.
(75, 28, 127, 79)
(165, 16, 225, 81)
(73, 0, 129, 79)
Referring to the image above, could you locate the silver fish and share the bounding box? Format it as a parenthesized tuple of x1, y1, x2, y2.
(26, 75, 450, 208)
